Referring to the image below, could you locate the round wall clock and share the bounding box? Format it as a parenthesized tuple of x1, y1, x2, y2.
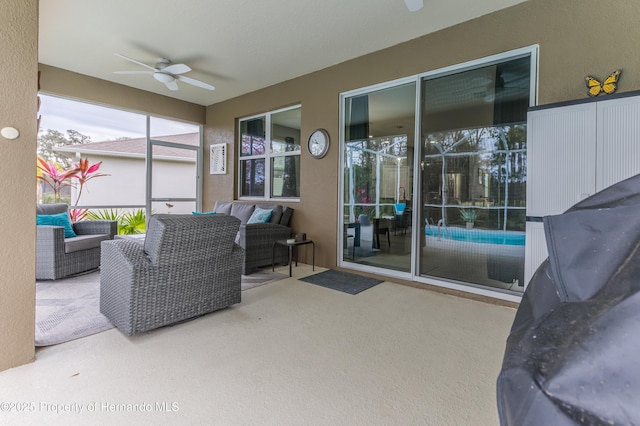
(307, 128, 330, 159)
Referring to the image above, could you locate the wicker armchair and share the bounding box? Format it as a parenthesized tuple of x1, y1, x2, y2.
(100, 214, 244, 336)
(36, 203, 117, 280)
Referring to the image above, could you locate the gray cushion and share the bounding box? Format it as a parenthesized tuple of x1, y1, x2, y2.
(230, 203, 255, 224)
(37, 203, 68, 215)
(280, 207, 293, 226)
(212, 201, 292, 226)
(255, 204, 283, 224)
(213, 200, 233, 215)
(64, 234, 111, 253)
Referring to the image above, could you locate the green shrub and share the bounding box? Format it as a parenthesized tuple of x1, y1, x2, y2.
(87, 208, 147, 235)
(458, 208, 479, 223)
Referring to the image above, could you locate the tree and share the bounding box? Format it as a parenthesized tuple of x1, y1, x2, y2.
(37, 129, 92, 168)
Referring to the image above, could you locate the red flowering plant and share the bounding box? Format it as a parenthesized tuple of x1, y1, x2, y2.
(37, 157, 80, 202)
(356, 188, 373, 218)
(37, 156, 109, 222)
(68, 208, 89, 223)
(72, 158, 108, 206)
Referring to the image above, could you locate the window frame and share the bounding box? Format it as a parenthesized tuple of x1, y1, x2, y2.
(238, 104, 301, 201)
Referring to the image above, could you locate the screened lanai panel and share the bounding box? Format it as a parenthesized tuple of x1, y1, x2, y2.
(150, 144, 197, 214)
(150, 116, 201, 146)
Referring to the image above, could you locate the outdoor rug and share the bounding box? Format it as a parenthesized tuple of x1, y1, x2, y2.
(298, 269, 383, 295)
(36, 271, 112, 347)
(241, 269, 287, 291)
(35, 268, 288, 346)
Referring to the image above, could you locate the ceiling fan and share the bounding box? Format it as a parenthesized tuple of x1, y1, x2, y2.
(403, 0, 424, 12)
(113, 53, 215, 91)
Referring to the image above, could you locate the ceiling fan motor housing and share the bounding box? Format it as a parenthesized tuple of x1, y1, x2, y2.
(153, 72, 175, 83)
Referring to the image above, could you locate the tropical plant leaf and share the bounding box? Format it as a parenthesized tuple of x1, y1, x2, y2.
(86, 208, 122, 221)
(119, 209, 147, 234)
(36, 156, 79, 201)
(69, 208, 89, 223)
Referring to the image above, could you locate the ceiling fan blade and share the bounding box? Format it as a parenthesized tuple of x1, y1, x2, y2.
(165, 80, 179, 91)
(176, 75, 215, 91)
(113, 70, 153, 75)
(114, 53, 156, 71)
(163, 63, 191, 74)
(403, 0, 423, 12)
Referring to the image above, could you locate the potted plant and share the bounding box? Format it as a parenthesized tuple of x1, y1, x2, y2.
(459, 208, 478, 229)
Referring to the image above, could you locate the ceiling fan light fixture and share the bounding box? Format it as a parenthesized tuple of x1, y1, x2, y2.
(403, 0, 424, 12)
(115, 53, 214, 92)
(153, 72, 175, 84)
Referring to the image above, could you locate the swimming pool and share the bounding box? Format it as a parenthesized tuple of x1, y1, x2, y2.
(425, 226, 525, 246)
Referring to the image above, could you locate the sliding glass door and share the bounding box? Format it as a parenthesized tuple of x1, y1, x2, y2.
(339, 48, 536, 297)
(419, 55, 531, 292)
(341, 81, 416, 273)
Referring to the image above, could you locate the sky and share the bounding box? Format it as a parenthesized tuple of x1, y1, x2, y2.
(38, 94, 199, 142)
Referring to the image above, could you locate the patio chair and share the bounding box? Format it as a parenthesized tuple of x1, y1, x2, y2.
(359, 214, 390, 250)
(100, 214, 244, 336)
(393, 203, 410, 235)
(36, 203, 117, 280)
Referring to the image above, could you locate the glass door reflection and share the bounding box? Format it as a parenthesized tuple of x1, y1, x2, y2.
(342, 82, 416, 273)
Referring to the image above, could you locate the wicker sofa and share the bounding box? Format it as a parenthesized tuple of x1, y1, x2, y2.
(213, 201, 293, 274)
(100, 214, 244, 336)
(36, 203, 117, 280)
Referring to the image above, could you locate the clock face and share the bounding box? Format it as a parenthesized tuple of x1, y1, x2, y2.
(308, 129, 329, 158)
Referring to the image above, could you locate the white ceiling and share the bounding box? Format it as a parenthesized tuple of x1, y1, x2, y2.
(39, 0, 526, 107)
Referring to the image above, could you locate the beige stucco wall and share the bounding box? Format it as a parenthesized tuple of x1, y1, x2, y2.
(0, 0, 38, 370)
(204, 0, 640, 269)
(39, 64, 206, 125)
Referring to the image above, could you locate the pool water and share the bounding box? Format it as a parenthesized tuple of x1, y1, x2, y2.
(425, 226, 525, 246)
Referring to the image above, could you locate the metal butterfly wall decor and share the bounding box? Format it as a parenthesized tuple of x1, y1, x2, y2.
(585, 69, 621, 97)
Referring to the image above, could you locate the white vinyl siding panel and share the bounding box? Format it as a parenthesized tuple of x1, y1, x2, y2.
(526, 103, 597, 217)
(524, 221, 548, 288)
(596, 96, 640, 191)
(525, 93, 640, 283)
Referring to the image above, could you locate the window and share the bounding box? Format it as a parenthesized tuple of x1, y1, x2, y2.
(239, 105, 301, 199)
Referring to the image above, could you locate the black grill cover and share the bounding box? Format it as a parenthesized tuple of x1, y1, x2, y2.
(497, 174, 640, 425)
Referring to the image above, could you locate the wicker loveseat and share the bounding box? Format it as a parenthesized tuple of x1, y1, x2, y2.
(99, 214, 244, 336)
(36, 203, 117, 280)
(213, 201, 293, 274)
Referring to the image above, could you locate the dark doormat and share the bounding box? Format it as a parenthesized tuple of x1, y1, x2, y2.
(299, 270, 383, 295)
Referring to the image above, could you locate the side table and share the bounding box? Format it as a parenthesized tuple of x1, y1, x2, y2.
(272, 239, 315, 277)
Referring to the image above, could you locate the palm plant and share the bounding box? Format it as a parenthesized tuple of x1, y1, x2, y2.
(459, 208, 479, 223)
(86, 208, 121, 222)
(120, 209, 146, 234)
(87, 208, 147, 235)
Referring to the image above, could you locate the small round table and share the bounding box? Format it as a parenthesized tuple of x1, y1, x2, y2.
(272, 239, 315, 277)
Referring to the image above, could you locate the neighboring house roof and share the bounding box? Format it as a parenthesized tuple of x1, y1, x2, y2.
(55, 133, 199, 162)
